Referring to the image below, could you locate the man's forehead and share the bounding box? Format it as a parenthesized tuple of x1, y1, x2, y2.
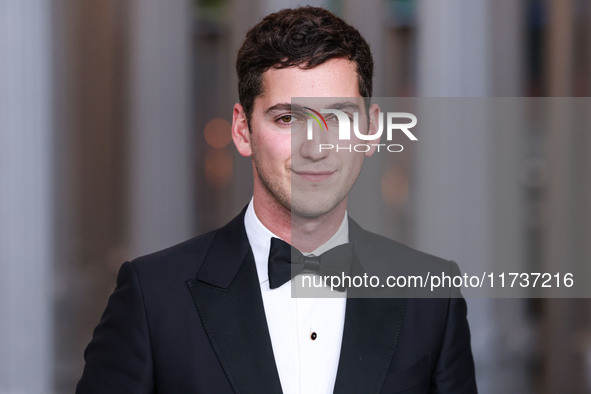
(256, 59, 362, 108)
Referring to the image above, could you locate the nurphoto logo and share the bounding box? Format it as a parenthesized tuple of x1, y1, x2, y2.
(304, 107, 418, 153)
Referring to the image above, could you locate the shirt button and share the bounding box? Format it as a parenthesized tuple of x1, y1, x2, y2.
(311, 332, 317, 340)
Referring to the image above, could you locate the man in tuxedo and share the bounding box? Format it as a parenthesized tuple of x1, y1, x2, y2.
(77, 6, 477, 393)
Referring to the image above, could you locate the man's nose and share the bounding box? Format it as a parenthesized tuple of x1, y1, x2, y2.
(297, 120, 332, 161)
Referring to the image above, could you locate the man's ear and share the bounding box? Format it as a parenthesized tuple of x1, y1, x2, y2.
(232, 103, 252, 157)
(365, 103, 382, 157)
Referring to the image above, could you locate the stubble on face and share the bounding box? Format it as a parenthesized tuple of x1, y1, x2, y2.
(251, 132, 362, 221)
(250, 133, 293, 214)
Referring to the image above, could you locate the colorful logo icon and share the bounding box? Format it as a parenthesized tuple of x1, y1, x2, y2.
(303, 107, 328, 130)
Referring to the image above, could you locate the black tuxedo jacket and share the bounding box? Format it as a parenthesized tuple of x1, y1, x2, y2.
(77, 209, 477, 393)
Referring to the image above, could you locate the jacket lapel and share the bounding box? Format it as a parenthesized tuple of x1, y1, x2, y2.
(333, 219, 408, 393)
(186, 212, 407, 393)
(186, 210, 283, 394)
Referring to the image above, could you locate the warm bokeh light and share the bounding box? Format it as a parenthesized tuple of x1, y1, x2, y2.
(203, 118, 232, 149)
(381, 166, 409, 207)
(204, 148, 233, 188)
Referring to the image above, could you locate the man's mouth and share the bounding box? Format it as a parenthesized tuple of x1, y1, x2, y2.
(291, 170, 335, 182)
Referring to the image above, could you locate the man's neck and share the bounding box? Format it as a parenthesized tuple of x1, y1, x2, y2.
(252, 196, 347, 254)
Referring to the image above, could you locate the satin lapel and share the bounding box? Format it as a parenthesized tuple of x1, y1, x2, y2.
(186, 210, 282, 394)
(333, 219, 408, 393)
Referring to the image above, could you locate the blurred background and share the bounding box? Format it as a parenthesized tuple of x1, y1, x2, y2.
(1, 0, 590, 392)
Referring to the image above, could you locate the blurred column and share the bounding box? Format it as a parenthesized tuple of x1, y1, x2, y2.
(0, 0, 53, 393)
(417, 0, 489, 96)
(547, 0, 573, 96)
(128, 0, 195, 256)
(541, 99, 585, 393)
(343, 0, 386, 96)
(542, 1, 582, 392)
(491, 0, 526, 96)
(51, 1, 130, 390)
(416, 1, 530, 393)
(487, 5, 534, 393)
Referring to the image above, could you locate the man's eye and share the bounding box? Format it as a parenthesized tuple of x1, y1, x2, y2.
(325, 115, 339, 125)
(278, 115, 293, 124)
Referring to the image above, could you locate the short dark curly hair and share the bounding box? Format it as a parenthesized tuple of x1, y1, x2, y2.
(236, 6, 374, 123)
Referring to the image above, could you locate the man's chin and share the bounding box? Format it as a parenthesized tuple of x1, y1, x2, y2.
(289, 199, 343, 220)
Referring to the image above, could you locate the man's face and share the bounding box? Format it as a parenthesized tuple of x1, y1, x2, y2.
(233, 58, 379, 219)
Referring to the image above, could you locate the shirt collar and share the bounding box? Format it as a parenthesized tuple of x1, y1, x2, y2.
(244, 198, 349, 286)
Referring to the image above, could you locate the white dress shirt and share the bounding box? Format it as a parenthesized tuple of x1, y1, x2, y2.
(244, 199, 348, 394)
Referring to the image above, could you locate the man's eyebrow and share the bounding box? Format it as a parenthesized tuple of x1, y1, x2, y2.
(264, 103, 305, 115)
(263, 101, 362, 115)
(329, 101, 362, 112)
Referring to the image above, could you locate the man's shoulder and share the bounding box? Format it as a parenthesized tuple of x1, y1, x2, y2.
(127, 209, 247, 280)
(123, 229, 217, 284)
(350, 219, 464, 298)
(350, 219, 457, 275)
(133, 230, 217, 266)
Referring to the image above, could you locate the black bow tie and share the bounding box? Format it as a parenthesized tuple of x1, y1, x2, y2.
(267, 237, 354, 290)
